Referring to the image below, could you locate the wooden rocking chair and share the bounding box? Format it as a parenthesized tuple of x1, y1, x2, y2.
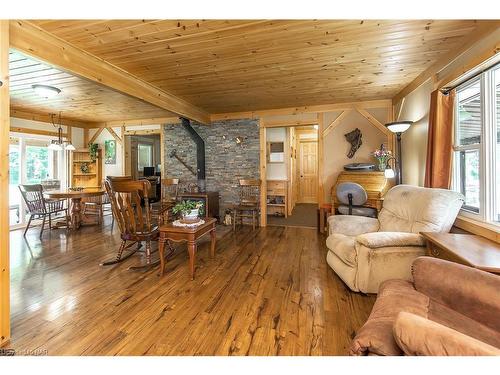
(102, 177, 172, 270)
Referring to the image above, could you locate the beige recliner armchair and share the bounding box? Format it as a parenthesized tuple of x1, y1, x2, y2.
(326, 185, 464, 293)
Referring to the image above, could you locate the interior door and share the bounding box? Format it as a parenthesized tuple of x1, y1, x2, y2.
(298, 140, 318, 203)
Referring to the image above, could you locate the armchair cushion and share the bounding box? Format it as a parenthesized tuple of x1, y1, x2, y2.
(412, 257, 500, 332)
(356, 232, 426, 249)
(328, 215, 379, 236)
(393, 312, 500, 356)
(351, 269, 500, 356)
(326, 234, 357, 267)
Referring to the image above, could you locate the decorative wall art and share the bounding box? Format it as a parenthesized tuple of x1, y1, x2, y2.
(344, 128, 363, 158)
(104, 140, 116, 165)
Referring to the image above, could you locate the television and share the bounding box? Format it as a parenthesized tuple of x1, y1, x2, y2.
(143, 166, 155, 177)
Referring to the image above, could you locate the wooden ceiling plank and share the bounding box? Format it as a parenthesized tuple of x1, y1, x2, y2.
(392, 20, 500, 104)
(9, 20, 210, 124)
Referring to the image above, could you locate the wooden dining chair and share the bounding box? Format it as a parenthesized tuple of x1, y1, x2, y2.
(232, 179, 261, 230)
(19, 184, 69, 238)
(103, 177, 162, 270)
(152, 178, 180, 224)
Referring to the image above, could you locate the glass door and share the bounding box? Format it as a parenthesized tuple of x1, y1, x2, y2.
(9, 134, 67, 229)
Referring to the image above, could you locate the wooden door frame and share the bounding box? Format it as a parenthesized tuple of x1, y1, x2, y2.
(1, 20, 10, 346)
(122, 127, 165, 178)
(259, 116, 322, 227)
(296, 138, 319, 204)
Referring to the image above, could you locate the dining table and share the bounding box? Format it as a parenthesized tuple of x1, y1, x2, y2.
(43, 187, 106, 230)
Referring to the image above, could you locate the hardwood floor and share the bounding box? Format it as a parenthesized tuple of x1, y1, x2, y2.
(8, 218, 375, 355)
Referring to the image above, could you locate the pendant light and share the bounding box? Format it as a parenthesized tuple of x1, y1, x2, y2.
(49, 112, 75, 151)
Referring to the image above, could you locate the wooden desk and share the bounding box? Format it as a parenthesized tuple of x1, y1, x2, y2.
(44, 188, 105, 230)
(331, 171, 393, 214)
(158, 218, 217, 279)
(420, 232, 500, 274)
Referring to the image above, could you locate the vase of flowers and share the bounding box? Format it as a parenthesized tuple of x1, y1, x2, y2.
(373, 144, 392, 171)
(172, 200, 204, 223)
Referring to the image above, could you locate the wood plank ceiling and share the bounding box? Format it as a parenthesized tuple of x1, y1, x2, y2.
(30, 19, 483, 114)
(9, 50, 176, 123)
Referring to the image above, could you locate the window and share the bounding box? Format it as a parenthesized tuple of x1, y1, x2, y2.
(452, 63, 500, 224)
(137, 143, 153, 173)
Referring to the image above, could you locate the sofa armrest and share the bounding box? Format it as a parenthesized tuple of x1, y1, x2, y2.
(393, 312, 500, 356)
(412, 257, 500, 332)
(328, 215, 379, 236)
(356, 232, 425, 249)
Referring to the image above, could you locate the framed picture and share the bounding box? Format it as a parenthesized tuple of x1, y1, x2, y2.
(104, 140, 116, 165)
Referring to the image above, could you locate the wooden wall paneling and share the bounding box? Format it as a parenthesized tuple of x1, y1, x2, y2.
(0, 20, 11, 347)
(88, 128, 104, 145)
(83, 129, 89, 147)
(9, 20, 210, 124)
(355, 108, 391, 136)
(105, 127, 122, 145)
(259, 121, 267, 227)
(322, 110, 351, 137)
(318, 113, 324, 207)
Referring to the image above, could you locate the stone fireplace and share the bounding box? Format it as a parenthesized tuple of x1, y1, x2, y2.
(163, 118, 260, 218)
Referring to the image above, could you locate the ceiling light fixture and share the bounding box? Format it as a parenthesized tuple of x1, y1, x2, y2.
(49, 112, 75, 152)
(32, 84, 61, 98)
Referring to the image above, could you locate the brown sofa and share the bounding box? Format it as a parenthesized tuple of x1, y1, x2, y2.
(350, 257, 500, 356)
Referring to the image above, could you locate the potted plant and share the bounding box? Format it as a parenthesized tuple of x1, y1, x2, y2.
(88, 143, 99, 162)
(172, 200, 204, 222)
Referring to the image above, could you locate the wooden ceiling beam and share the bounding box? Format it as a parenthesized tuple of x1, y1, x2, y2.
(10, 108, 93, 129)
(392, 21, 500, 105)
(88, 116, 181, 128)
(9, 20, 210, 124)
(210, 99, 392, 122)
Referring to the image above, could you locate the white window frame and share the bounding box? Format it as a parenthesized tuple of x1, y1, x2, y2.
(452, 64, 499, 225)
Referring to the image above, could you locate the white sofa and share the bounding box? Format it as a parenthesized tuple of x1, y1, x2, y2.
(326, 185, 464, 294)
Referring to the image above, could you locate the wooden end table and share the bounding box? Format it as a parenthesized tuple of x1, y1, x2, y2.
(319, 203, 332, 234)
(158, 217, 217, 279)
(420, 232, 500, 275)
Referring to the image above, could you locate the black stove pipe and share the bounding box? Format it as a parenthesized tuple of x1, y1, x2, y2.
(181, 117, 206, 190)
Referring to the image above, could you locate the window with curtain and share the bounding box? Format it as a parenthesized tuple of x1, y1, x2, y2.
(452, 63, 500, 224)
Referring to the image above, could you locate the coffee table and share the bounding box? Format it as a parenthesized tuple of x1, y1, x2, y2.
(158, 217, 217, 279)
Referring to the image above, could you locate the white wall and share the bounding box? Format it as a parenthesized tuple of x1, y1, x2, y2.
(322, 108, 388, 202)
(88, 127, 123, 178)
(266, 127, 287, 180)
(399, 80, 433, 187)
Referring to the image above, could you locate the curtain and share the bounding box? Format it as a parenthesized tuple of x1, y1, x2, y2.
(424, 89, 455, 189)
